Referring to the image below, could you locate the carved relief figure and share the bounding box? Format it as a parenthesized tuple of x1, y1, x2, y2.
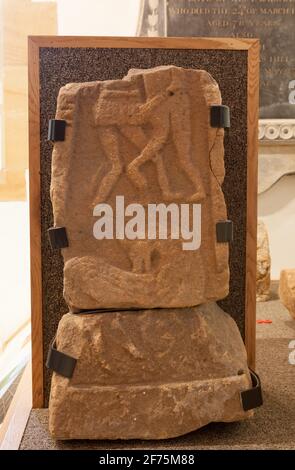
(95, 68, 205, 203)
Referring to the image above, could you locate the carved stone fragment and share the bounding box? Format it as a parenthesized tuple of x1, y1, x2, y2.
(279, 269, 295, 319)
(50, 66, 229, 311)
(256, 220, 271, 302)
(49, 303, 253, 440)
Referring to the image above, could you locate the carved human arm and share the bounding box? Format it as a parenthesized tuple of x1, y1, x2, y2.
(101, 89, 140, 98)
(128, 91, 169, 125)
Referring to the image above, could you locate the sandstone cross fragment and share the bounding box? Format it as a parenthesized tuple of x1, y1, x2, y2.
(50, 65, 229, 311)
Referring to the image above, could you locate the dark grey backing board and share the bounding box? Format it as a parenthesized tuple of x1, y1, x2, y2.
(39, 47, 248, 405)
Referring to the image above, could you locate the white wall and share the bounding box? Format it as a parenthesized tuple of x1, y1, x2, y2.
(258, 174, 295, 280)
(55, 0, 140, 36)
(0, 201, 30, 343)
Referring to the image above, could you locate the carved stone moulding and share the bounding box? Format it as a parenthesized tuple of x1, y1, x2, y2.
(259, 119, 295, 143)
(258, 119, 295, 194)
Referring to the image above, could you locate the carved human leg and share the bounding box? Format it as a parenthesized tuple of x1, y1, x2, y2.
(170, 97, 206, 202)
(126, 119, 169, 190)
(121, 124, 176, 199)
(96, 126, 123, 203)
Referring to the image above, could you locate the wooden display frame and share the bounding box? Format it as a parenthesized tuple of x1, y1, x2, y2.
(28, 36, 259, 408)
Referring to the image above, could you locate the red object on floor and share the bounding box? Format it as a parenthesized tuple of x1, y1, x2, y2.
(256, 319, 272, 324)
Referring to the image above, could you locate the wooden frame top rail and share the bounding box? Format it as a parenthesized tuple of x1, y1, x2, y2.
(28, 36, 259, 50)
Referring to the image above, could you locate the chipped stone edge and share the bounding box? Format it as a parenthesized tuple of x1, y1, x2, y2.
(49, 373, 253, 440)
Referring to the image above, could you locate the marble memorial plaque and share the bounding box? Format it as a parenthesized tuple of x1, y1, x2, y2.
(137, 0, 295, 118)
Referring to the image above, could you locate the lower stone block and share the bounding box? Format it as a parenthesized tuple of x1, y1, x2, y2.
(49, 303, 253, 440)
(279, 269, 295, 319)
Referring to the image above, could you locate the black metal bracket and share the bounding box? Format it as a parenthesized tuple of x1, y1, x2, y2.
(48, 227, 69, 249)
(241, 369, 263, 411)
(48, 119, 66, 141)
(46, 338, 77, 379)
(210, 105, 230, 128)
(216, 220, 233, 243)
(241, 369, 263, 412)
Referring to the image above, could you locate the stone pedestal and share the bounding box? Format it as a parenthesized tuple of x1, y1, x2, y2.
(279, 269, 295, 319)
(49, 303, 253, 440)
